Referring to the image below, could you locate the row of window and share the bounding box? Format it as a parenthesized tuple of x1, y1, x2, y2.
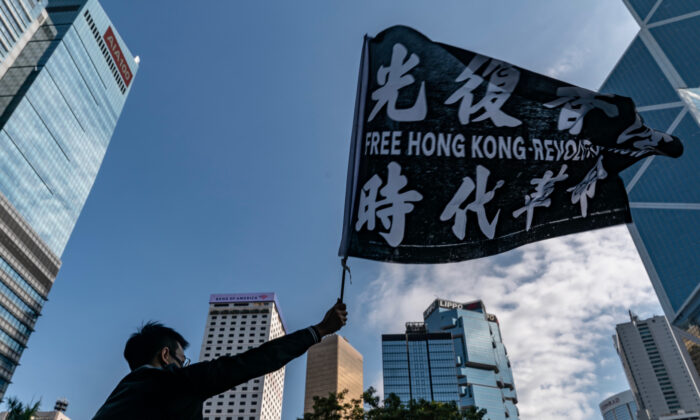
(0, 254, 44, 306)
(209, 321, 267, 329)
(0, 0, 32, 42)
(206, 398, 258, 406)
(212, 314, 267, 319)
(204, 408, 256, 415)
(204, 416, 255, 420)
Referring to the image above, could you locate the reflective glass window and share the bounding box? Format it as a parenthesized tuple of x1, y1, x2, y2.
(462, 317, 496, 366)
(650, 14, 700, 87)
(649, 1, 700, 24)
(600, 37, 679, 107)
(633, 207, 699, 311)
(629, 0, 659, 21)
(630, 113, 700, 203)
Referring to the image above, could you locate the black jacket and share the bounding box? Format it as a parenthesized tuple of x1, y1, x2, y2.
(92, 327, 320, 420)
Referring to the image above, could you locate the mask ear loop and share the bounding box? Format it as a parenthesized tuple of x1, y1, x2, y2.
(339, 256, 351, 303)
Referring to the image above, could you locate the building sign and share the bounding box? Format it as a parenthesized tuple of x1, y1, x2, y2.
(210, 292, 277, 304)
(103, 26, 133, 87)
(599, 396, 621, 411)
(339, 25, 683, 264)
(423, 298, 470, 318)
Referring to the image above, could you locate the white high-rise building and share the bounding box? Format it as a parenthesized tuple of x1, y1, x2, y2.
(199, 293, 287, 420)
(615, 313, 700, 420)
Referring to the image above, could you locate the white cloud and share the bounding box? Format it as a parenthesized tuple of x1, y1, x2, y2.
(357, 225, 661, 419)
(546, 46, 591, 80)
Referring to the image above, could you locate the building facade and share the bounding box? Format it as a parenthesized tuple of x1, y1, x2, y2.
(0, 0, 47, 80)
(614, 313, 700, 420)
(0, 0, 136, 397)
(601, 390, 639, 420)
(382, 322, 459, 405)
(303, 334, 363, 414)
(599, 0, 700, 369)
(199, 293, 287, 420)
(382, 299, 518, 420)
(423, 299, 518, 419)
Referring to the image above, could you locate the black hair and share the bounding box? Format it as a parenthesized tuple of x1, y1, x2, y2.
(123, 321, 189, 370)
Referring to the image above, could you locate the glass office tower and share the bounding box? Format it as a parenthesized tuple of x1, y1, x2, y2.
(599, 0, 700, 369)
(423, 299, 518, 420)
(0, 0, 137, 397)
(382, 322, 459, 404)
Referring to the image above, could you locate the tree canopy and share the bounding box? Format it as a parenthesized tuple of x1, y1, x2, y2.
(4, 397, 41, 420)
(300, 387, 486, 420)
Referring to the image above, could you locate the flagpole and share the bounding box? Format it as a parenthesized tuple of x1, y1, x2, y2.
(339, 256, 349, 303)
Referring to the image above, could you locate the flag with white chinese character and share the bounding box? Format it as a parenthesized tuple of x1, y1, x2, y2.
(339, 25, 683, 263)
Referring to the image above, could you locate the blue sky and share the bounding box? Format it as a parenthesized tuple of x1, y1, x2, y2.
(5, 1, 667, 419)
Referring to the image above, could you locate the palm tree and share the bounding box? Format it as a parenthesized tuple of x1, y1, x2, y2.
(5, 396, 40, 420)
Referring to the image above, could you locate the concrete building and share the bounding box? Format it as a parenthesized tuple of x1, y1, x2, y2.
(0, 0, 47, 80)
(599, 0, 700, 372)
(199, 293, 287, 420)
(0, 0, 137, 397)
(600, 390, 638, 420)
(303, 334, 363, 414)
(615, 313, 700, 419)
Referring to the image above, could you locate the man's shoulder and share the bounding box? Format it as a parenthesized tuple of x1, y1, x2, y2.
(115, 365, 178, 389)
(93, 366, 192, 420)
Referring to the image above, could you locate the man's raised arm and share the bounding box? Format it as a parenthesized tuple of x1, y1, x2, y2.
(178, 300, 347, 398)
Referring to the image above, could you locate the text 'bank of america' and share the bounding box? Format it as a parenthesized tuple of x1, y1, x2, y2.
(0, 0, 137, 396)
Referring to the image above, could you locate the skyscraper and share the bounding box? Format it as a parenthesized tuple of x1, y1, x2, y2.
(382, 322, 459, 405)
(0, 1, 47, 80)
(0, 0, 137, 397)
(423, 299, 518, 419)
(614, 313, 700, 419)
(198, 293, 287, 420)
(382, 299, 518, 419)
(303, 334, 363, 414)
(599, 0, 700, 366)
(600, 390, 639, 420)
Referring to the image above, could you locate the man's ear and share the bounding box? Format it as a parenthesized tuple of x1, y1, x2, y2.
(158, 346, 170, 365)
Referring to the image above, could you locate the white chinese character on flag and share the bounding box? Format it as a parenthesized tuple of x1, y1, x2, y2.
(568, 157, 607, 217)
(368, 43, 427, 122)
(440, 165, 504, 240)
(355, 162, 423, 247)
(444, 54, 521, 127)
(544, 87, 618, 135)
(513, 165, 568, 230)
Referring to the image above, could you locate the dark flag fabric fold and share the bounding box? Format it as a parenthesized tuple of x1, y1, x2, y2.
(339, 25, 684, 264)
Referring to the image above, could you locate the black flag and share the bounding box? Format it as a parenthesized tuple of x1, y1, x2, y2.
(339, 25, 683, 264)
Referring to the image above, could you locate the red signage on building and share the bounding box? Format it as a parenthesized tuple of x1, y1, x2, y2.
(103, 27, 132, 87)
